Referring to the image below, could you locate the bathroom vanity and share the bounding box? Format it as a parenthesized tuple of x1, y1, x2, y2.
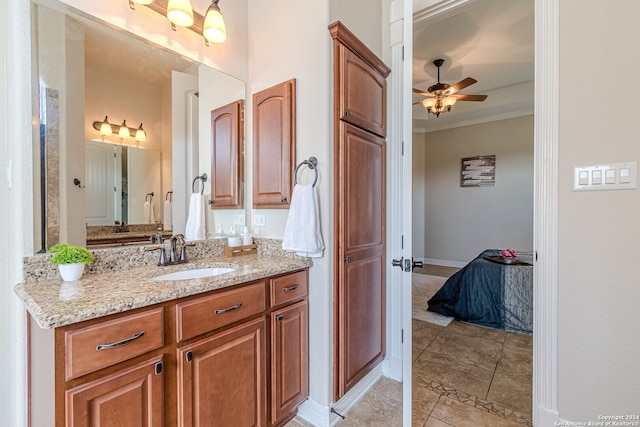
(16, 244, 311, 427)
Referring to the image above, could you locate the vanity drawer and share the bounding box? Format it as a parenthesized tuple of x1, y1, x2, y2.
(64, 307, 164, 381)
(270, 270, 308, 307)
(176, 281, 266, 342)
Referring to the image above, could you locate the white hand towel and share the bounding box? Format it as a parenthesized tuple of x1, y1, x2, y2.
(185, 193, 206, 241)
(282, 184, 324, 258)
(143, 201, 155, 224)
(163, 200, 172, 231)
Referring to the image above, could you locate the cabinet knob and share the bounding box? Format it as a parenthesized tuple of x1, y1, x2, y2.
(344, 110, 351, 117)
(281, 196, 287, 203)
(276, 315, 285, 322)
(155, 362, 163, 375)
(185, 351, 193, 362)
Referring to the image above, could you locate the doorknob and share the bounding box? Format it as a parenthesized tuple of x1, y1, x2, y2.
(391, 257, 403, 269)
(412, 258, 424, 271)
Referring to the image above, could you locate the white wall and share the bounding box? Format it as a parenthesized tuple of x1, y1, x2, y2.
(412, 133, 426, 259)
(415, 115, 534, 264)
(557, 0, 640, 419)
(248, 0, 334, 408)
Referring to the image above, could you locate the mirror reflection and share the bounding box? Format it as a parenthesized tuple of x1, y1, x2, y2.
(32, 0, 246, 250)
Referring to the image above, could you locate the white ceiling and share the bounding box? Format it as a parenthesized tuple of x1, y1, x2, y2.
(412, 0, 534, 132)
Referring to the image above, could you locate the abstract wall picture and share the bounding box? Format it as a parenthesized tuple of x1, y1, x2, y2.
(461, 155, 496, 187)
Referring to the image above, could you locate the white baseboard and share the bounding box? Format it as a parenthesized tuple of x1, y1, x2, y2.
(421, 258, 468, 268)
(297, 364, 384, 426)
(382, 356, 402, 381)
(535, 406, 560, 427)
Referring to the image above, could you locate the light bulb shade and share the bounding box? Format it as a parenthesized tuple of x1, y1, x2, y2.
(119, 120, 131, 139)
(99, 116, 112, 136)
(203, 1, 227, 43)
(135, 123, 147, 142)
(167, 0, 194, 27)
(443, 96, 457, 107)
(422, 98, 437, 109)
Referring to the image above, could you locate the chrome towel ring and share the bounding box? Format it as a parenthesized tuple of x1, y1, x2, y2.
(294, 157, 319, 187)
(192, 173, 208, 194)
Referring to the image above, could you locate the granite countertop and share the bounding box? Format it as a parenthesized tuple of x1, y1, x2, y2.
(15, 254, 312, 330)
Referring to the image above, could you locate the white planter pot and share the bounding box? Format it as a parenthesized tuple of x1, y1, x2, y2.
(58, 263, 85, 282)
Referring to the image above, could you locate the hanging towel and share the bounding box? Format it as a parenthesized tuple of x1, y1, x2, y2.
(163, 200, 173, 231)
(185, 193, 206, 241)
(143, 201, 155, 224)
(282, 184, 324, 258)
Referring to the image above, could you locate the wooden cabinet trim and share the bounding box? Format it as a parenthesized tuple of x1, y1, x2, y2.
(328, 21, 391, 78)
(210, 99, 244, 209)
(270, 270, 308, 308)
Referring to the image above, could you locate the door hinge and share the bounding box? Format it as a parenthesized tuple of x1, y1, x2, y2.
(401, 235, 404, 250)
(344, 256, 351, 263)
(401, 329, 404, 343)
(402, 45, 404, 61)
(401, 141, 404, 156)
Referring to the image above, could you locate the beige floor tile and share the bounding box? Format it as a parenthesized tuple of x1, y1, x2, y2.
(503, 332, 533, 350)
(338, 386, 403, 427)
(412, 408, 429, 427)
(283, 416, 316, 427)
(413, 319, 443, 349)
(413, 345, 425, 362)
(370, 376, 403, 404)
(442, 321, 507, 343)
(424, 332, 503, 371)
(424, 417, 454, 427)
(486, 372, 532, 416)
(430, 396, 525, 427)
(497, 345, 533, 378)
(413, 350, 495, 398)
(412, 375, 441, 415)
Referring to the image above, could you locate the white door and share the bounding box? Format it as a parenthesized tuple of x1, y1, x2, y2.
(85, 141, 121, 225)
(388, 0, 414, 425)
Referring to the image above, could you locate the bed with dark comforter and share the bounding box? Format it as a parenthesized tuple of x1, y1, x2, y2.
(427, 249, 533, 334)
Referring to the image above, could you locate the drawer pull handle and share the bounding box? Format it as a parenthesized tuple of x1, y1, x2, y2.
(282, 284, 300, 293)
(214, 302, 242, 315)
(276, 315, 285, 322)
(96, 331, 145, 351)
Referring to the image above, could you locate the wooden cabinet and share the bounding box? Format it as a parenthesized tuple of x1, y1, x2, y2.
(210, 100, 244, 208)
(252, 79, 296, 208)
(43, 270, 308, 427)
(177, 318, 266, 427)
(65, 355, 164, 427)
(329, 21, 390, 400)
(269, 301, 308, 426)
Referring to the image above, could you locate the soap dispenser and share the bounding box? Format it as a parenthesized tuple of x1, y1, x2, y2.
(227, 226, 241, 247)
(241, 227, 253, 246)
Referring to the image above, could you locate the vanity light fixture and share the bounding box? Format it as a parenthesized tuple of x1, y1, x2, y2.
(166, 0, 194, 27)
(203, 0, 226, 43)
(118, 120, 131, 139)
(99, 116, 112, 136)
(129, 0, 227, 46)
(93, 118, 146, 142)
(135, 123, 147, 142)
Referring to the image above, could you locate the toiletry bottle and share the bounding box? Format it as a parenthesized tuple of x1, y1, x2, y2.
(228, 226, 241, 247)
(241, 227, 253, 246)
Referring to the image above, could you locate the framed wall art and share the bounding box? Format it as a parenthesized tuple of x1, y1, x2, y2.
(461, 155, 495, 187)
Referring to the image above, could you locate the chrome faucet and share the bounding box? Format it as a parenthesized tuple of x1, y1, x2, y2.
(147, 234, 195, 267)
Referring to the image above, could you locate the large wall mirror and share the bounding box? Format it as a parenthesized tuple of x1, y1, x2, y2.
(31, 0, 246, 251)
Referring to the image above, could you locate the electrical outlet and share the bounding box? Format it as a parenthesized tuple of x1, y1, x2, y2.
(233, 215, 245, 226)
(253, 214, 266, 227)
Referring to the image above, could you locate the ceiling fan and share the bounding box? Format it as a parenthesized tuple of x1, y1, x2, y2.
(413, 59, 488, 117)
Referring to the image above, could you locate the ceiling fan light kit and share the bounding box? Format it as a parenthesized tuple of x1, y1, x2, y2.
(414, 58, 487, 118)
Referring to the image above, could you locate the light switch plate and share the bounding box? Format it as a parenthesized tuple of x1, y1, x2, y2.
(573, 162, 637, 191)
(253, 214, 266, 227)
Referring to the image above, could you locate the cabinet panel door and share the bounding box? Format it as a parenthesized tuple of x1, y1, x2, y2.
(210, 100, 243, 208)
(270, 301, 308, 425)
(177, 318, 266, 427)
(252, 79, 296, 208)
(338, 46, 387, 137)
(65, 355, 164, 427)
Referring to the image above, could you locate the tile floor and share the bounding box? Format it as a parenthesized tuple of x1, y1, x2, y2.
(286, 267, 533, 427)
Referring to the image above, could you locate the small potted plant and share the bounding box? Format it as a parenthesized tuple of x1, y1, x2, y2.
(49, 243, 94, 281)
(499, 248, 519, 264)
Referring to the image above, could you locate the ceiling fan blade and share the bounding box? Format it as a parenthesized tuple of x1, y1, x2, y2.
(445, 77, 477, 95)
(412, 88, 434, 97)
(454, 94, 488, 102)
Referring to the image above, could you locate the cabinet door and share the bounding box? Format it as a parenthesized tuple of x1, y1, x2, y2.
(252, 79, 296, 208)
(210, 100, 243, 208)
(177, 318, 266, 427)
(337, 45, 387, 137)
(270, 301, 308, 426)
(65, 355, 164, 427)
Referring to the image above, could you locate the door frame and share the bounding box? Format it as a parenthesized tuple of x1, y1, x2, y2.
(398, 0, 559, 425)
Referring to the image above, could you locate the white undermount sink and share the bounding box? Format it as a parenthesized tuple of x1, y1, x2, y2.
(151, 267, 235, 281)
